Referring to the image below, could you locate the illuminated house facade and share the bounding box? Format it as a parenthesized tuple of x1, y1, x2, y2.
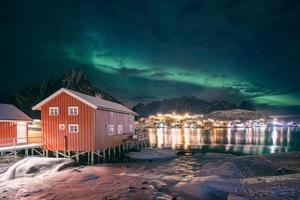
(0, 103, 32, 146)
(32, 88, 137, 152)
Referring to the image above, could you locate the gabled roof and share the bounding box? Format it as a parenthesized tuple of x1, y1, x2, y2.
(32, 88, 138, 115)
(0, 103, 32, 121)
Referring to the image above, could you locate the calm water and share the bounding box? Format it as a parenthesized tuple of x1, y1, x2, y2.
(148, 127, 300, 155)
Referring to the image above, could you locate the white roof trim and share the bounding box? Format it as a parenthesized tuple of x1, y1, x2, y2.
(0, 119, 31, 122)
(32, 88, 97, 110)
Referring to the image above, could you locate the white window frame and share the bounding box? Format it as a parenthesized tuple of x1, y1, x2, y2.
(59, 124, 65, 130)
(49, 107, 59, 116)
(68, 124, 79, 133)
(108, 125, 114, 135)
(68, 106, 79, 116)
(117, 125, 124, 135)
(129, 124, 133, 132)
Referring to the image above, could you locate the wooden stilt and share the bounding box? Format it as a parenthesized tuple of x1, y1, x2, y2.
(103, 149, 106, 163)
(91, 152, 94, 165)
(76, 151, 79, 162)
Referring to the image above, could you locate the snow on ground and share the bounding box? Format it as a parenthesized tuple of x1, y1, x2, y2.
(0, 157, 74, 181)
(0, 152, 299, 200)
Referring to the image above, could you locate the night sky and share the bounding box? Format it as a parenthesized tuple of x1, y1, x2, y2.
(1, 0, 300, 113)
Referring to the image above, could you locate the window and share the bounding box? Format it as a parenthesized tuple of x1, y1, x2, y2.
(68, 124, 79, 133)
(108, 125, 114, 135)
(59, 124, 65, 130)
(49, 107, 59, 116)
(129, 115, 134, 123)
(110, 112, 114, 117)
(68, 106, 79, 116)
(117, 125, 123, 134)
(129, 124, 133, 132)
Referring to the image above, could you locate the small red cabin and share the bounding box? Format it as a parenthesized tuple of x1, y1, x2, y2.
(0, 103, 32, 146)
(32, 88, 137, 152)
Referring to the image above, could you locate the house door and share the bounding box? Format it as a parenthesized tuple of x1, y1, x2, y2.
(17, 122, 27, 144)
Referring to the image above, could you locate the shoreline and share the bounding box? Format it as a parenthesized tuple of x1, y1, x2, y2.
(0, 151, 300, 200)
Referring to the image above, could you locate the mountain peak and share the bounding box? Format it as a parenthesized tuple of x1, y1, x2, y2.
(132, 96, 245, 117)
(239, 100, 256, 111)
(11, 69, 121, 118)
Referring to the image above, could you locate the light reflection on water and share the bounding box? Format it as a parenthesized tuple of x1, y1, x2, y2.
(148, 127, 300, 155)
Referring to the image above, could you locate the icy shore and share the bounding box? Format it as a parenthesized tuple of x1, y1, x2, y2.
(0, 152, 299, 200)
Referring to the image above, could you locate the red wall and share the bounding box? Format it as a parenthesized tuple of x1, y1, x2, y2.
(0, 122, 17, 146)
(95, 110, 135, 150)
(41, 92, 95, 151)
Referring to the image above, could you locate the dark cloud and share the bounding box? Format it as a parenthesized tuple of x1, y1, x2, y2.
(0, 0, 300, 113)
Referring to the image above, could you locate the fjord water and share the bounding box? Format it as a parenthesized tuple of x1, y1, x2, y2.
(148, 127, 300, 155)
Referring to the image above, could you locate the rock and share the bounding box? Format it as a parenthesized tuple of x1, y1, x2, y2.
(26, 166, 39, 174)
(0, 157, 74, 181)
(127, 188, 134, 193)
(80, 174, 100, 182)
(125, 148, 177, 160)
(128, 186, 135, 193)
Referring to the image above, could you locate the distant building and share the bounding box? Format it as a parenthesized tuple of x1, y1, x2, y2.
(0, 103, 32, 146)
(32, 88, 137, 152)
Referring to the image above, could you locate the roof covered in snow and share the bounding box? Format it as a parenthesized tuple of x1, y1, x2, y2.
(32, 88, 137, 115)
(0, 103, 32, 121)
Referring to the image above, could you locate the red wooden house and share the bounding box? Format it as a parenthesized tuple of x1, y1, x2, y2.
(32, 88, 137, 152)
(0, 103, 32, 146)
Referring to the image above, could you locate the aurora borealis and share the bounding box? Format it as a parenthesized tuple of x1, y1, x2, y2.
(1, 0, 300, 113)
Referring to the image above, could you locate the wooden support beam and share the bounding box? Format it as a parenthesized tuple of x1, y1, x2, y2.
(91, 152, 94, 165)
(76, 151, 79, 162)
(103, 149, 106, 163)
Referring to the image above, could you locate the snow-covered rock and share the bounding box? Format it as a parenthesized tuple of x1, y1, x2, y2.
(0, 157, 74, 181)
(125, 148, 177, 160)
